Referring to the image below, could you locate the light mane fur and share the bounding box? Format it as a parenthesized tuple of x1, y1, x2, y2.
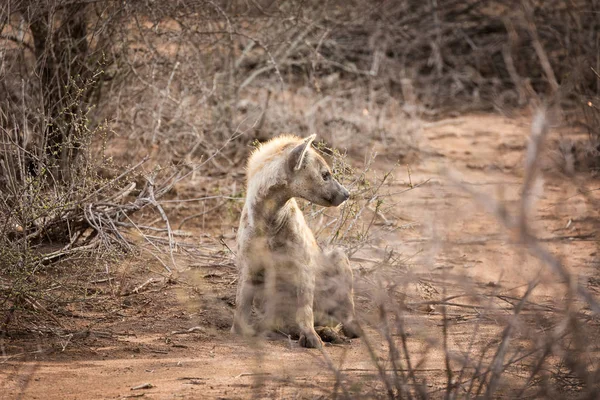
(245, 134, 302, 223)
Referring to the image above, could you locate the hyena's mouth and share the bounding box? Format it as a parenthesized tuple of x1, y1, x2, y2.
(329, 196, 345, 207)
(329, 189, 350, 207)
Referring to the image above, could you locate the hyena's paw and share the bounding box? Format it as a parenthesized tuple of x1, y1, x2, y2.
(342, 320, 362, 339)
(299, 330, 323, 349)
(231, 320, 255, 337)
(315, 325, 348, 344)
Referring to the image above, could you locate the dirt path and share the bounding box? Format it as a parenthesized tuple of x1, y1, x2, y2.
(2, 114, 599, 399)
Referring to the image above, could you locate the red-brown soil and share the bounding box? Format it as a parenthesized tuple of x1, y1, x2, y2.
(2, 113, 600, 399)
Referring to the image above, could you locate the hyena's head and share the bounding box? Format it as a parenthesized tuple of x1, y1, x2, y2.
(286, 134, 350, 207)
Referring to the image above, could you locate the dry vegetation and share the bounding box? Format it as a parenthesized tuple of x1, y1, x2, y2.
(1, 0, 600, 398)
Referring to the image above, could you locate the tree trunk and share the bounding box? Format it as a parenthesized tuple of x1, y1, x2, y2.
(28, 4, 89, 182)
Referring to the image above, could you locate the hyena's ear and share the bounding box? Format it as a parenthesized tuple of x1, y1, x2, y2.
(288, 134, 316, 172)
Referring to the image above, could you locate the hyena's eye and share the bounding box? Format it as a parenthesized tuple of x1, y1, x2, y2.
(321, 171, 331, 181)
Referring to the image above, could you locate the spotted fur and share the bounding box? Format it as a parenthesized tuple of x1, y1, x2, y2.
(231, 134, 358, 348)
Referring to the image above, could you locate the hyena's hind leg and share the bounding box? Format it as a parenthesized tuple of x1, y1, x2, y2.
(315, 248, 361, 339)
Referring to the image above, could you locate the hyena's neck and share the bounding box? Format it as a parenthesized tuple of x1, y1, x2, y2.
(247, 185, 298, 234)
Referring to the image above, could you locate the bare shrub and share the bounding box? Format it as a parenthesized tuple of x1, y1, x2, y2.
(0, 1, 184, 335)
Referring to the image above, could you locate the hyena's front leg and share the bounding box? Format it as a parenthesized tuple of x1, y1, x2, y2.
(296, 271, 323, 349)
(231, 271, 256, 336)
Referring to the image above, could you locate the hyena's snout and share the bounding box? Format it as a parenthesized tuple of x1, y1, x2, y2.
(330, 181, 350, 207)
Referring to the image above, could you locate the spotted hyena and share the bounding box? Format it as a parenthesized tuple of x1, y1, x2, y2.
(230, 134, 359, 348)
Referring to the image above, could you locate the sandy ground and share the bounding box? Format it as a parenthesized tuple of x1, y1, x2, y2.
(2, 113, 599, 399)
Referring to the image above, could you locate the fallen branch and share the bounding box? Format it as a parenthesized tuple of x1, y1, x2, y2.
(122, 278, 156, 296)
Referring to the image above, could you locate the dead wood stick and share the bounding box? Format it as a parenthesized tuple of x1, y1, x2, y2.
(145, 175, 176, 272)
(123, 278, 156, 296)
(171, 326, 205, 335)
(23, 296, 65, 328)
(523, 5, 559, 93)
(82, 157, 148, 204)
(235, 372, 272, 379)
(131, 383, 154, 390)
(104, 182, 137, 203)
